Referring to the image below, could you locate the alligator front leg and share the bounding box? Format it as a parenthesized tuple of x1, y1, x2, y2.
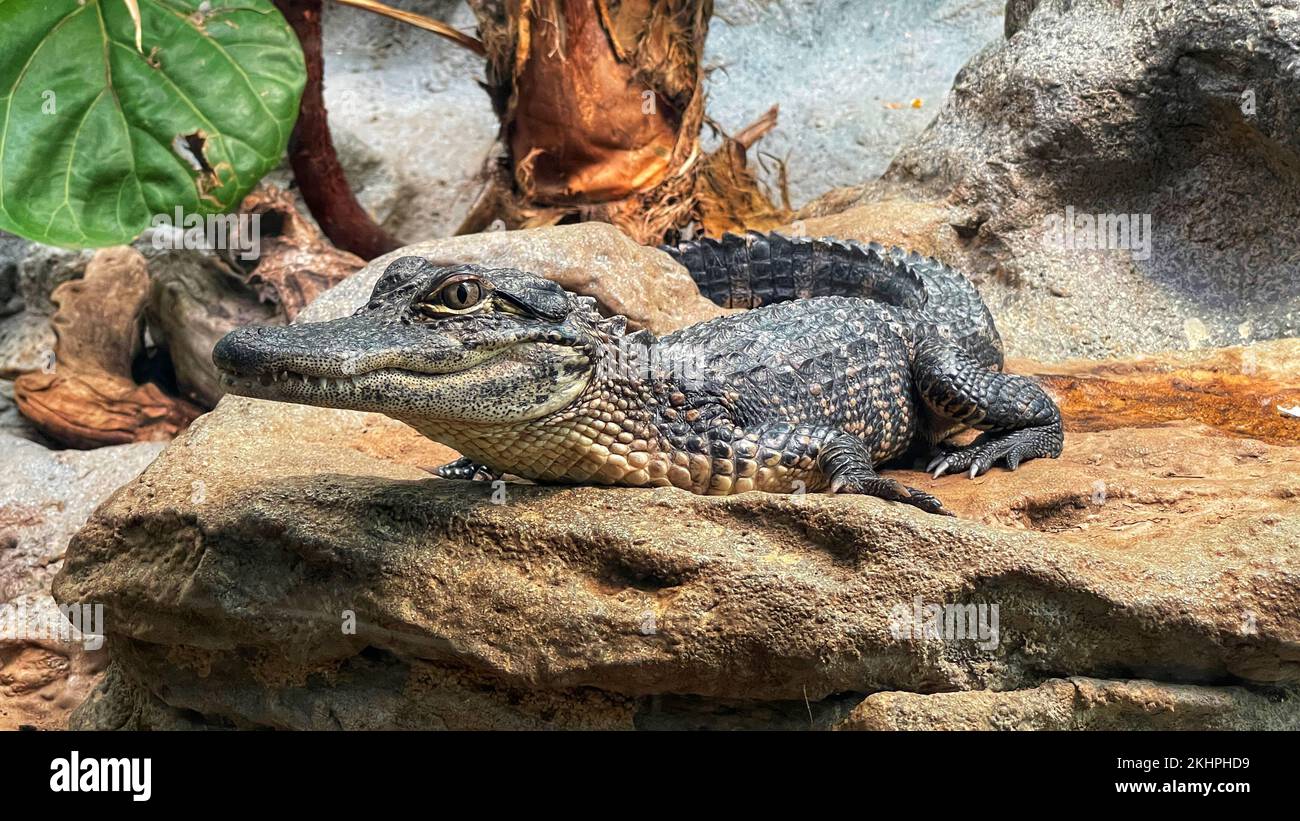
(696, 421, 951, 515)
(912, 338, 1064, 479)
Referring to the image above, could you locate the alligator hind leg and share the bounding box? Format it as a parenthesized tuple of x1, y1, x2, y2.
(429, 456, 501, 481)
(912, 339, 1064, 479)
(816, 430, 953, 516)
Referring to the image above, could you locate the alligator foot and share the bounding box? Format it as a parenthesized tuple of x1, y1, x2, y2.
(428, 456, 501, 481)
(817, 429, 954, 515)
(928, 424, 1064, 479)
(914, 338, 1064, 479)
(832, 474, 953, 516)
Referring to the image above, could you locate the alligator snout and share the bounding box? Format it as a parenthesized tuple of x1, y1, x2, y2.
(213, 326, 285, 376)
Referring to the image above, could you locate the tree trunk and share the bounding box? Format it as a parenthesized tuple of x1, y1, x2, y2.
(463, 0, 787, 243)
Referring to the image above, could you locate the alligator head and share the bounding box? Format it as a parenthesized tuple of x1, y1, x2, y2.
(213, 256, 622, 425)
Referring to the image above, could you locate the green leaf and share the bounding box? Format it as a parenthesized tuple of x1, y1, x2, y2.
(0, 0, 305, 247)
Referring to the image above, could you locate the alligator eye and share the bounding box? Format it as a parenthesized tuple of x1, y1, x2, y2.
(440, 279, 483, 310)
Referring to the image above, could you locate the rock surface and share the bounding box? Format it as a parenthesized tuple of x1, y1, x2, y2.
(803, 0, 1300, 361)
(53, 227, 1300, 729)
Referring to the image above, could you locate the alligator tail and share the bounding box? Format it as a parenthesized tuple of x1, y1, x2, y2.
(661, 231, 1003, 368)
(660, 231, 930, 310)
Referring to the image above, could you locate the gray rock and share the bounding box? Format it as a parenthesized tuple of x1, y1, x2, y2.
(0, 231, 31, 316)
(0, 435, 164, 606)
(0, 379, 45, 443)
(0, 434, 164, 729)
(0, 312, 56, 381)
(844, 0, 1300, 360)
(16, 245, 94, 316)
(0, 245, 93, 377)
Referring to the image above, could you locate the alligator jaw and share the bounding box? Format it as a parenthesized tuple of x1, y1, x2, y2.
(214, 328, 592, 423)
(216, 363, 459, 413)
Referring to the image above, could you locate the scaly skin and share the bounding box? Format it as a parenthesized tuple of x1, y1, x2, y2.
(213, 232, 1063, 515)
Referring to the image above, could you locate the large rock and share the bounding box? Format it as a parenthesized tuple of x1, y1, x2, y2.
(802, 0, 1300, 361)
(52, 228, 1300, 729)
(300, 223, 726, 334)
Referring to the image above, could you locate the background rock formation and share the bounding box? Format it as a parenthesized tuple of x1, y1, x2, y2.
(803, 0, 1300, 360)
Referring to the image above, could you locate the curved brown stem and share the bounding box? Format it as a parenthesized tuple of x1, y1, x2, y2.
(332, 0, 486, 55)
(274, 0, 401, 261)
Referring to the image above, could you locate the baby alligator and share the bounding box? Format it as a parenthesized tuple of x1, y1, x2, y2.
(214, 232, 1063, 515)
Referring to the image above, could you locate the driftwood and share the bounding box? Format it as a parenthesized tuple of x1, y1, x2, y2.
(14, 248, 203, 448)
(236, 186, 367, 321)
(147, 253, 279, 408)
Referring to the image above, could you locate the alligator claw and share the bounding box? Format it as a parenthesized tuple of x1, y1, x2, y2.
(930, 458, 953, 479)
(430, 457, 499, 482)
(927, 424, 1063, 481)
(829, 473, 954, 515)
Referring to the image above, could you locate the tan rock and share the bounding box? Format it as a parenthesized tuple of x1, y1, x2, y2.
(299, 222, 727, 334)
(837, 677, 1300, 731)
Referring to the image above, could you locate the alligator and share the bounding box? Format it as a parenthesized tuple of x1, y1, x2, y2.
(213, 232, 1063, 515)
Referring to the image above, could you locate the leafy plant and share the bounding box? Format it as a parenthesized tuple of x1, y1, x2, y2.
(0, 0, 305, 247)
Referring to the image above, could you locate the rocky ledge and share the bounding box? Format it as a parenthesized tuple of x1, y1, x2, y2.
(53, 226, 1300, 730)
